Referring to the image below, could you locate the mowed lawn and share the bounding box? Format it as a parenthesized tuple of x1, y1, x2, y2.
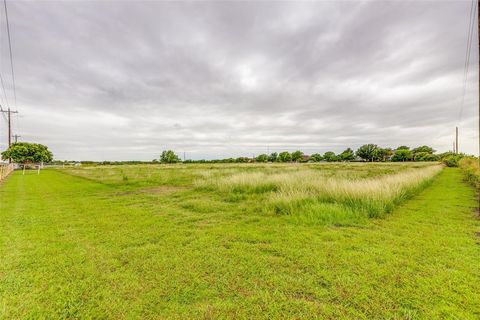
(0, 165, 479, 319)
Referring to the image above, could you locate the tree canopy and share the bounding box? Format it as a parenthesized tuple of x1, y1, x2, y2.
(160, 150, 180, 163)
(278, 151, 292, 162)
(310, 153, 323, 162)
(1, 142, 53, 164)
(256, 154, 268, 162)
(414, 152, 438, 162)
(291, 150, 304, 162)
(412, 146, 435, 155)
(391, 149, 413, 162)
(373, 148, 391, 162)
(323, 151, 339, 162)
(268, 152, 278, 162)
(356, 144, 378, 162)
(340, 148, 355, 161)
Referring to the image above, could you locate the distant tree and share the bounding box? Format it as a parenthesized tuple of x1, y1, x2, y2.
(235, 157, 249, 163)
(412, 146, 435, 162)
(391, 149, 413, 162)
(414, 152, 439, 162)
(323, 151, 338, 162)
(291, 150, 304, 162)
(356, 144, 379, 162)
(382, 148, 394, 161)
(372, 148, 390, 162)
(160, 150, 180, 163)
(340, 148, 355, 161)
(396, 146, 410, 150)
(278, 151, 292, 162)
(1, 142, 53, 164)
(268, 152, 278, 162)
(310, 153, 323, 162)
(412, 145, 435, 154)
(256, 154, 268, 162)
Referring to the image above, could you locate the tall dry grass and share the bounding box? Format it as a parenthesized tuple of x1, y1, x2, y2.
(197, 164, 443, 221)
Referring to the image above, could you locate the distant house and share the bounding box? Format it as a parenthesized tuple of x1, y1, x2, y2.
(301, 155, 310, 162)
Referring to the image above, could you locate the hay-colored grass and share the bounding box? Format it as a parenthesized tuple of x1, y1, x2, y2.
(198, 164, 443, 219)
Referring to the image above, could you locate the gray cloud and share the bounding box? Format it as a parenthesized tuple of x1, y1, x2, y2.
(0, 0, 477, 160)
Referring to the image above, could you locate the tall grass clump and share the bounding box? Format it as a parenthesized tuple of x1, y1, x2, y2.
(269, 165, 442, 219)
(199, 164, 443, 224)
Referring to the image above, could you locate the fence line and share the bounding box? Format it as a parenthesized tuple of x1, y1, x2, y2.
(0, 163, 14, 182)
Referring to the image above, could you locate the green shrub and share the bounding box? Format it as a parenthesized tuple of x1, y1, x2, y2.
(459, 157, 480, 189)
(442, 154, 463, 167)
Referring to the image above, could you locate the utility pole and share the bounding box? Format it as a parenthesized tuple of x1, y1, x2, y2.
(477, 0, 479, 215)
(13, 134, 20, 143)
(455, 126, 459, 154)
(0, 108, 18, 163)
(0, 107, 18, 147)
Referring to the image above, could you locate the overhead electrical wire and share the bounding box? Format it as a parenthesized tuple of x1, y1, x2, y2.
(0, 29, 7, 122)
(4, 0, 16, 107)
(458, 0, 477, 124)
(0, 72, 8, 121)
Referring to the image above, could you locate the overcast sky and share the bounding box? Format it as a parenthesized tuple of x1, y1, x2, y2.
(0, 0, 477, 160)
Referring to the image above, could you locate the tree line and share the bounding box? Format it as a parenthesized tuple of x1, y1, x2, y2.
(1, 142, 462, 167)
(159, 144, 462, 164)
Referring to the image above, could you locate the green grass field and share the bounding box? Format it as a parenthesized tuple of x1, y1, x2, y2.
(0, 164, 479, 319)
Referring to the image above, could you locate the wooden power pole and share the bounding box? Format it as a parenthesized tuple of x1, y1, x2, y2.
(477, 0, 479, 215)
(0, 108, 18, 147)
(8, 108, 11, 146)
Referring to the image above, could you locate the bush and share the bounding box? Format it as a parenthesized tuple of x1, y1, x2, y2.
(459, 157, 480, 189)
(442, 154, 463, 167)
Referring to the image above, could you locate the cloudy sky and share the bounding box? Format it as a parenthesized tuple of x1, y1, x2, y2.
(0, 0, 477, 160)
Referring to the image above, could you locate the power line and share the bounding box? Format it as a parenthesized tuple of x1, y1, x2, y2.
(458, 0, 477, 124)
(4, 0, 16, 107)
(0, 1, 10, 120)
(0, 72, 9, 111)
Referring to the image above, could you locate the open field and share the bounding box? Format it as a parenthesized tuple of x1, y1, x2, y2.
(1, 163, 479, 318)
(65, 162, 441, 225)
